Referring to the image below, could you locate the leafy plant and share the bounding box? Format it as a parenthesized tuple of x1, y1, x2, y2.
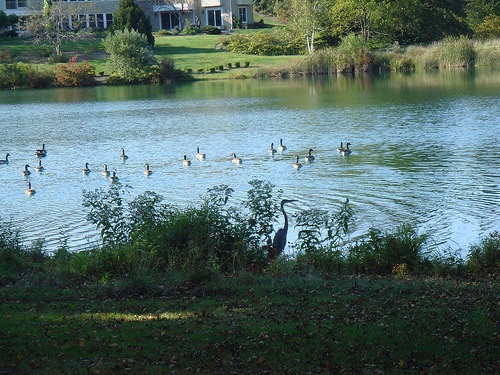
(53, 56, 96, 87)
(467, 230, 500, 275)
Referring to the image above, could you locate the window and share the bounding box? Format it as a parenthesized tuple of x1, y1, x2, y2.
(6, 0, 26, 9)
(206, 9, 222, 28)
(161, 12, 180, 30)
(105, 13, 113, 29)
(238, 7, 247, 23)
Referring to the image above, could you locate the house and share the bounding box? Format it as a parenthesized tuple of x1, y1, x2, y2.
(1, 0, 254, 32)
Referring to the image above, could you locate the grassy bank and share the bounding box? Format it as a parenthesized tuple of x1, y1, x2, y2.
(1, 274, 498, 374)
(2, 32, 499, 87)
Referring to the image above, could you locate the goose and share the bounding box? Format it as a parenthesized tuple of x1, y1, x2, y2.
(109, 171, 119, 183)
(25, 181, 36, 195)
(196, 147, 206, 161)
(22, 164, 31, 176)
(269, 143, 277, 155)
(82, 162, 90, 174)
(183, 155, 191, 166)
(336, 142, 344, 153)
(278, 139, 287, 152)
(101, 164, 110, 177)
(341, 142, 352, 156)
(36, 144, 47, 157)
(304, 148, 315, 163)
(292, 155, 302, 169)
(0, 153, 10, 165)
(231, 153, 242, 164)
(120, 148, 128, 160)
(144, 163, 153, 175)
(35, 159, 44, 172)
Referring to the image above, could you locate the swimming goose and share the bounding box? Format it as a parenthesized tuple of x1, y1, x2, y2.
(25, 181, 36, 195)
(120, 148, 128, 160)
(304, 148, 315, 163)
(144, 163, 153, 175)
(196, 147, 206, 160)
(183, 155, 191, 166)
(341, 143, 352, 156)
(22, 164, 31, 176)
(82, 162, 90, 174)
(36, 144, 47, 157)
(336, 142, 344, 153)
(232, 153, 242, 164)
(109, 171, 119, 183)
(101, 164, 110, 177)
(35, 159, 44, 172)
(292, 155, 302, 169)
(278, 139, 287, 152)
(269, 143, 277, 155)
(0, 153, 9, 165)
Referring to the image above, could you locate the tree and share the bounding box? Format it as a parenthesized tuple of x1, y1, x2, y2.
(23, 0, 93, 58)
(112, 0, 155, 46)
(103, 29, 157, 83)
(288, 0, 333, 54)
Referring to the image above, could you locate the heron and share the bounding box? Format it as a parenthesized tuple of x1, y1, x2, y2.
(278, 139, 287, 152)
(271, 199, 297, 259)
(144, 163, 153, 175)
(304, 148, 315, 163)
(82, 162, 90, 174)
(36, 144, 47, 157)
(35, 159, 44, 172)
(0, 153, 10, 165)
(120, 148, 128, 160)
(196, 147, 206, 160)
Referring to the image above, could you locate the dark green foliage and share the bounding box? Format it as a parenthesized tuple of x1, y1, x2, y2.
(467, 231, 500, 275)
(0, 63, 55, 89)
(112, 0, 154, 46)
(346, 224, 429, 275)
(202, 25, 222, 35)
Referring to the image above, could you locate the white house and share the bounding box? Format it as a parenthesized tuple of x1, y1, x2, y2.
(1, 0, 254, 32)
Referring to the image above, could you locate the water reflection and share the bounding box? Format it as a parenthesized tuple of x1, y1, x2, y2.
(0, 70, 499, 254)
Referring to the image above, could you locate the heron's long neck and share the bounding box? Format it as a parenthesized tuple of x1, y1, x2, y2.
(282, 204, 288, 232)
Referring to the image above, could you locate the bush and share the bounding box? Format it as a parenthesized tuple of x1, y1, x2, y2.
(103, 29, 157, 83)
(0, 63, 54, 89)
(53, 56, 96, 87)
(202, 25, 221, 35)
(346, 224, 428, 275)
(467, 231, 500, 276)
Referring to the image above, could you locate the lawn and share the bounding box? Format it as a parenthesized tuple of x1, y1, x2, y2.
(0, 275, 498, 374)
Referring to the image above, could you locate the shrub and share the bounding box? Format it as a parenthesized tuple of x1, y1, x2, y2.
(346, 224, 428, 275)
(0, 63, 54, 89)
(157, 58, 175, 83)
(474, 15, 500, 39)
(467, 231, 500, 276)
(203, 25, 221, 35)
(103, 29, 157, 83)
(53, 56, 96, 87)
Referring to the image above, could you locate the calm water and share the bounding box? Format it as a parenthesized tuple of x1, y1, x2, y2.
(1, 70, 499, 254)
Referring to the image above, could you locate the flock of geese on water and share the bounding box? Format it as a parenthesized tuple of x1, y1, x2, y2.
(0, 140, 353, 196)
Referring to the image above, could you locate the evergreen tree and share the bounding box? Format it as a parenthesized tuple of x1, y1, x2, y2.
(113, 0, 155, 46)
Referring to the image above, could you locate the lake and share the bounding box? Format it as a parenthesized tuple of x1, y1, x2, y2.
(1, 69, 499, 255)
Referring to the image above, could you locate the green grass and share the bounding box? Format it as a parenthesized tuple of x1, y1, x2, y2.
(153, 34, 303, 79)
(1, 275, 498, 373)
